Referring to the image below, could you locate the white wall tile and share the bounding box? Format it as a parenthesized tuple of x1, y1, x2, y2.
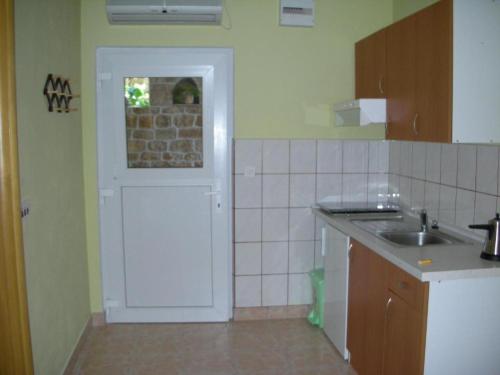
(316, 174, 342, 203)
(317, 140, 342, 173)
(290, 174, 316, 207)
(235, 276, 261, 307)
(262, 275, 288, 306)
(262, 208, 288, 241)
(235, 243, 262, 276)
(410, 179, 425, 211)
(289, 241, 315, 273)
(476, 146, 498, 195)
(369, 141, 389, 173)
(235, 209, 261, 242)
(455, 189, 475, 231)
(411, 142, 426, 180)
(235, 140, 262, 174)
(342, 174, 368, 203)
(314, 240, 324, 268)
(290, 140, 316, 173)
(343, 141, 369, 173)
(399, 142, 412, 177)
(389, 141, 401, 174)
(263, 140, 289, 174)
(425, 142, 441, 183)
(235, 175, 262, 208)
(439, 185, 456, 225)
(424, 182, 440, 220)
(399, 177, 411, 209)
(388, 174, 400, 204)
(289, 208, 315, 241)
(440, 144, 458, 186)
(288, 273, 312, 305)
(262, 174, 289, 208)
(474, 192, 497, 225)
(262, 242, 288, 274)
(457, 144, 476, 191)
(368, 174, 389, 203)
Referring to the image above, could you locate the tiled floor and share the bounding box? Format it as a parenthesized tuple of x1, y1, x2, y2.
(69, 319, 356, 375)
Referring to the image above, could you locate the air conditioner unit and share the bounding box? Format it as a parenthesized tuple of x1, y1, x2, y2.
(106, 0, 223, 25)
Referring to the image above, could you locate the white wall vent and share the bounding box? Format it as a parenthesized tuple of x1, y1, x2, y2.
(280, 0, 315, 27)
(333, 99, 387, 127)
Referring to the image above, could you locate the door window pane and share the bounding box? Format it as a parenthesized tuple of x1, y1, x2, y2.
(125, 77, 203, 168)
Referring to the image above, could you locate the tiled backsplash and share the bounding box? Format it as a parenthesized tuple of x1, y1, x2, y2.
(233, 139, 389, 308)
(389, 141, 500, 234)
(233, 139, 500, 310)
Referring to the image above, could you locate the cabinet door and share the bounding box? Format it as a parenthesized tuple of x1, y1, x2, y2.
(414, 0, 452, 143)
(382, 291, 424, 375)
(355, 29, 386, 99)
(346, 240, 387, 375)
(386, 15, 417, 141)
(346, 241, 368, 374)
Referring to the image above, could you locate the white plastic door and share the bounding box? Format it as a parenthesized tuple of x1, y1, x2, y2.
(96, 48, 233, 322)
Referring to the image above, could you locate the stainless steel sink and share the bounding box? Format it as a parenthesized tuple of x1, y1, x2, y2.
(378, 231, 457, 246)
(351, 217, 466, 247)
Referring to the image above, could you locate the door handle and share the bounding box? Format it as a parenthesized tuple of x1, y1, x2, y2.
(204, 190, 222, 212)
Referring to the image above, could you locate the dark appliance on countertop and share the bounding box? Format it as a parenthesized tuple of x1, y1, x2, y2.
(469, 213, 500, 261)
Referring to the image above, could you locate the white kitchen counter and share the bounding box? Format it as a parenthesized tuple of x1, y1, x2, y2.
(313, 208, 500, 282)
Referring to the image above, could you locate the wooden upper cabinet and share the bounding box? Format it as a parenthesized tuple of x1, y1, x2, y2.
(355, 29, 387, 99)
(386, 14, 417, 141)
(385, 0, 452, 143)
(414, 0, 452, 143)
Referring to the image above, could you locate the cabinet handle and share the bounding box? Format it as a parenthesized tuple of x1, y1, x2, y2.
(382, 296, 393, 374)
(412, 113, 419, 135)
(386, 296, 392, 310)
(378, 76, 384, 94)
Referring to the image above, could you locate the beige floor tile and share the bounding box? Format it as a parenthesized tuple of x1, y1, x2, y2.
(68, 319, 356, 375)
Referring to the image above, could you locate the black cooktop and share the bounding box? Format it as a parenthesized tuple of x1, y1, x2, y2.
(317, 201, 400, 214)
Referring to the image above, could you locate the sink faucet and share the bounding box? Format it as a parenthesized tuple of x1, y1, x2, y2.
(420, 209, 428, 233)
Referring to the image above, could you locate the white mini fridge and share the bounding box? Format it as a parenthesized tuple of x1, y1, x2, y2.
(322, 225, 350, 360)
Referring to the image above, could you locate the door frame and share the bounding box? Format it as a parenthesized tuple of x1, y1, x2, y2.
(95, 47, 234, 322)
(0, 0, 34, 373)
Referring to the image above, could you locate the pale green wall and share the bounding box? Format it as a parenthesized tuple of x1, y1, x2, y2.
(393, 0, 439, 21)
(81, 0, 393, 312)
(15, 0, 90, 373)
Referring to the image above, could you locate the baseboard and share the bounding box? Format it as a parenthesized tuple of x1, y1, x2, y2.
(62, 316, 92, 375)
(233, 305, 311, 321)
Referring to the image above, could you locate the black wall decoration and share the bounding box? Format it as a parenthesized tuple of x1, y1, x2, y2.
(43, 74, 79, 113)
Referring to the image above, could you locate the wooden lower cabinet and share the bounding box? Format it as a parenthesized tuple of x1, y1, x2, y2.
(382, 292, 425, 375)
(347, 240, 428, 375)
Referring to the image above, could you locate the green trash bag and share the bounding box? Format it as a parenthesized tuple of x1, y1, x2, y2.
(307, 268, 325, 328)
